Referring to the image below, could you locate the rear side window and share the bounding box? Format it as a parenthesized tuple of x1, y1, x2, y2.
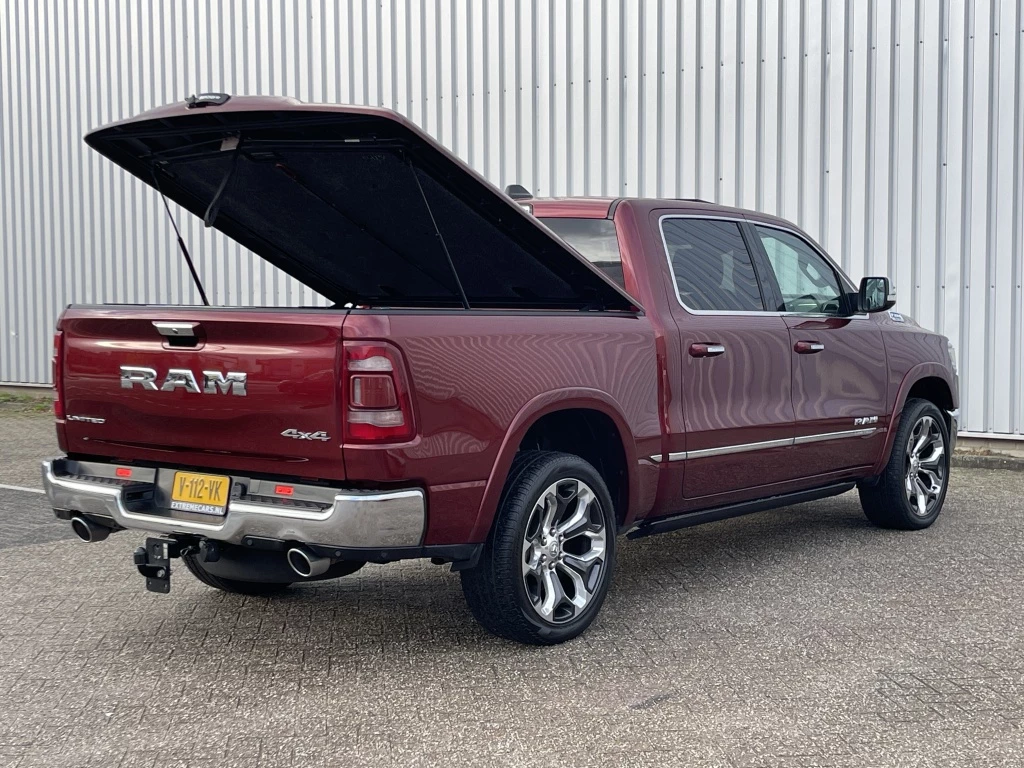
(661, 218, 765, 312)
(539, 217, 624, 288)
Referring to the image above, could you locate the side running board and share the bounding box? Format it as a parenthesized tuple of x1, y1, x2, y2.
(627, 482, 856, 539)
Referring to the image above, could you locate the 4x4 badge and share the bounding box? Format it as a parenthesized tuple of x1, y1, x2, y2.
(281, 428, 330, 442)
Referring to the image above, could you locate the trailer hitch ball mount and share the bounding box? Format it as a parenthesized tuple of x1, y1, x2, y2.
(133, 536, 221, 593)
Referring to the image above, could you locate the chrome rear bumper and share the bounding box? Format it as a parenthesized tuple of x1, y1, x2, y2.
(42, 457, 425, 549)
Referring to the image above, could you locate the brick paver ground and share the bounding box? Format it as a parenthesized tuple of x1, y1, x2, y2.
(1, 413, 1022, 766)
(0, 412, 57, 489)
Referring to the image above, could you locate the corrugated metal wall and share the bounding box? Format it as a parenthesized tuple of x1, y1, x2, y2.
(1, 0, 1021, 437)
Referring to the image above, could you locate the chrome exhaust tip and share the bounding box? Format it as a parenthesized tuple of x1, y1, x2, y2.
(286, 546, 330, 578)
(70, 516, 110, 543)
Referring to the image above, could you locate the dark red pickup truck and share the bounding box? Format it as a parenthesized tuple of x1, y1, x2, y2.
(43, 96, 959, 644)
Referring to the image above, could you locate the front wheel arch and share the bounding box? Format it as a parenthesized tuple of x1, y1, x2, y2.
(860, 398, 951, 529)
(873, 365, 958, 475)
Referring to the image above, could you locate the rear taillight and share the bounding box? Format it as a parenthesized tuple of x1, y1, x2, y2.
(52, 330, 65, 420)
(343, 341, 414, 443)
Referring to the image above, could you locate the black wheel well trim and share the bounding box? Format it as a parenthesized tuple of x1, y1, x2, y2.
(904, 376, 956, 418)
(890, 376, 957, 452)
(516, 407, 631, 527)
(874, 369, 958, 475)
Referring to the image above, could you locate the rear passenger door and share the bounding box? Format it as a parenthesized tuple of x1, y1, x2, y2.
(658, 215, 799, 501)
(749, 224, 887, 473)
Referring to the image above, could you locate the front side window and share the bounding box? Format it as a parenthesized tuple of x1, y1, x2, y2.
(661, 218, 765, 312)
(755, 226, 843, 314)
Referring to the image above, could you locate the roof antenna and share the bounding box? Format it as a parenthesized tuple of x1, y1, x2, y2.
(504, 184, 533, 200)
(407, 158, 471, 310)
(151, 166, 210, 306)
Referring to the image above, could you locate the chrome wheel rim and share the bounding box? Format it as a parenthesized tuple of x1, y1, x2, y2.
(905, 415, 946, 517)
(521, 478, 608, 624)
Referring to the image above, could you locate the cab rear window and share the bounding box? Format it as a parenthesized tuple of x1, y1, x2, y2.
(538, 218, 624, 288)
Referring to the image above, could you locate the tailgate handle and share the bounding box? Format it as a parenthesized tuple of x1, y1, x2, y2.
(153, 321, 200, 338)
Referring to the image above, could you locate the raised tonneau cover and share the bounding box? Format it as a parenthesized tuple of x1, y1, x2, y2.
(86, 95, 638, 312)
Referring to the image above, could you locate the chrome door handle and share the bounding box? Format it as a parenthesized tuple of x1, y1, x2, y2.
(794, 340, 825, 354)
(689, 342, 726, 358)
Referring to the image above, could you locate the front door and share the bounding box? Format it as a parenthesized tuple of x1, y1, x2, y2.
(658, 215, 800, 500)
(749, 224, 888, 474)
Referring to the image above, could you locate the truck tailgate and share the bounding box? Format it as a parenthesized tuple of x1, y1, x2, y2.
(58, 306, 348, 481)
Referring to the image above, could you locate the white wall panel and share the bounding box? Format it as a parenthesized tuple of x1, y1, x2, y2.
(1, 0, 1021, 436)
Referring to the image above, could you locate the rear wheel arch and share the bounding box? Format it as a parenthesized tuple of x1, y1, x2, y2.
(470, 392, 637, 542)
(518, 408, 630, 529)
(461, 450, 618, 644)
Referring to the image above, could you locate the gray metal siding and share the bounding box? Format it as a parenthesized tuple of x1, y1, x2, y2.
(1, 0, 1021, 437)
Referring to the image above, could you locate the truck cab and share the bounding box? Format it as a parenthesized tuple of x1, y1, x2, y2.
(531, 195, 957, 522)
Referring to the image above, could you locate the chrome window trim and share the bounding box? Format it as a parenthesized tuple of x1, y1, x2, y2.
(656, 213, 866, 319)
(646, 426, 882, 463)
(658, 214, 768, 315)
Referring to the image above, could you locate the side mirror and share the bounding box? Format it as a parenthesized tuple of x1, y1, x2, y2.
(858, 276, 896, 313)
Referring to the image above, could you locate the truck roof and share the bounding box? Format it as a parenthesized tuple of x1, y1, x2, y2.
(529, 196, 798, 232)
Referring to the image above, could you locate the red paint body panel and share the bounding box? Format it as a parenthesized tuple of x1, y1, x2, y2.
(870, 313, 959, 474)
(673, 312, 799, 497)
(783, 315, 888, 471)
(55, 180, 958, 547)
(340, 311, 661, 543)
(59, 306, 349, 480)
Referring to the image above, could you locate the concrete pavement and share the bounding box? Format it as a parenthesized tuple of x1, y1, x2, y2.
(1, 413, 1022, 767)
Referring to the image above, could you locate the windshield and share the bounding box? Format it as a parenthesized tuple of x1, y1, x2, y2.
(538, 218, 624, 288)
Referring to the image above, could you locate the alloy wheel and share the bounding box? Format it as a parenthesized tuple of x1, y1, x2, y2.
(521, 478, 608, 624)
(904, 414, 946, 517)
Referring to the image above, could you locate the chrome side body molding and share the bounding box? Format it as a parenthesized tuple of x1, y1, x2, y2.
(649, 426, 882, 463)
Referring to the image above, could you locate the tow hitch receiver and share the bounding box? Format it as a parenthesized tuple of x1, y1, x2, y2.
(133, 537, 184, 594)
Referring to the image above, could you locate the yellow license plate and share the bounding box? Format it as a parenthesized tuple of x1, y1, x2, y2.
(170, 471, 231, 515)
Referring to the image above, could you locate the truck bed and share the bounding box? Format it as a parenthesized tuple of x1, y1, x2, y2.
(57, 304, 660, 545)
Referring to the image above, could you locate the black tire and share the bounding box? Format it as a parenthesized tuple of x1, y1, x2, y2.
(182, 551, 294, 596)
(460, 451, 617, 645)
(859, 397, 951, 530)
